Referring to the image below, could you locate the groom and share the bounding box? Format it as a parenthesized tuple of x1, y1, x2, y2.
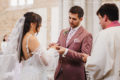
(51, 6, 93, 80)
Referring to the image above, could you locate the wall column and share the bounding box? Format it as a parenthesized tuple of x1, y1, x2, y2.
(86, 0, 102, 36)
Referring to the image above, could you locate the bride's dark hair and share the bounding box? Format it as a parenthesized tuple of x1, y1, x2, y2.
(20, 12, 42, 62)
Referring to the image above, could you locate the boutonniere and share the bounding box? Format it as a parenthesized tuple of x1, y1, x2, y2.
(64, 30, 69, 35)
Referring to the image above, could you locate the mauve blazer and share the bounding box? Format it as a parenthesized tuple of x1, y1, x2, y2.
(54, 26, 93, 80)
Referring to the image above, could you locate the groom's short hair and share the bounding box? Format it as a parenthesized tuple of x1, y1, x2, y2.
(69, 6, 84, 19)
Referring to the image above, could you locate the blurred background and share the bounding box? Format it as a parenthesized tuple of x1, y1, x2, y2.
(0, 0, 120, 49)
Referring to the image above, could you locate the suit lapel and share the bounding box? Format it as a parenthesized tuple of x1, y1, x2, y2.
(55, 28, 70, 79)
(66, 26, 83, 47)
(62, 28, 70, 47)
(55, 62, 61, 79)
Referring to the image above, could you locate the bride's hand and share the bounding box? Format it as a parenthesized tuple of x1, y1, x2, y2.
(49, 43, 56, 47)
(50, 45, 57, 49)
(48, 43, 59, 50)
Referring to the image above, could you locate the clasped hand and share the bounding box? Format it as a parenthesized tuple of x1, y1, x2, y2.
(48, 43, 66, 55)
(81, 53, 89, 63)
(48, 43, 89, 63)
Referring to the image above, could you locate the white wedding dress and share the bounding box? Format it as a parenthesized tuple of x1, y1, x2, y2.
(0, 17, 59, 80)
(19, 35, 59, 80)
(0, 43, 59, 80)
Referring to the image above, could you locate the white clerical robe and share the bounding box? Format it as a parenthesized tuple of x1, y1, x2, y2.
(85, 26, 120, 80)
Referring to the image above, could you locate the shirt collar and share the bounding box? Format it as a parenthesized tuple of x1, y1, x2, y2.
(106, 21, 120, 29)
(70, 24, 81, 32)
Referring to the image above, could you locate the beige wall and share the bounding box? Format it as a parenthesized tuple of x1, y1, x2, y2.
(0, 0, 120, 49)
(0, 0, 58, 49)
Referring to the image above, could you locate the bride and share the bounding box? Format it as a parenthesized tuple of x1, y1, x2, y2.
(3, 12, 59, 80)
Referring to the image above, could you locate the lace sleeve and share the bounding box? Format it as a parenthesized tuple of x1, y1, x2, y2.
(46, 48, 59, 80)
(31, 46, 59, 67)
(30, 46, 48, 66)
(22, 46, 59, 80)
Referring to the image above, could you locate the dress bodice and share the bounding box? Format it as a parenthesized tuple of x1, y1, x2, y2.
(26, 34, 32, 55)
(20, 35, 59, 80)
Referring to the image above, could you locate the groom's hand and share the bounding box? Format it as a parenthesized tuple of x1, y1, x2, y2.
(56, 46, 66, 55)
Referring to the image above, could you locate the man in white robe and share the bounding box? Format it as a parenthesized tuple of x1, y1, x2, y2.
(82, 3, 120, 80)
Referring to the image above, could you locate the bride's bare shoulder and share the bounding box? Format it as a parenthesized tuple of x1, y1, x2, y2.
(27, 34, 40, 51)
(29, 35, 38, 42)
(22, 34, 40, 50)
(23, 33, 37, 41)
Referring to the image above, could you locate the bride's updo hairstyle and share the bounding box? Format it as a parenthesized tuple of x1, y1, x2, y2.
(23, 12, 42, 35)
(20, 12, 42, 62)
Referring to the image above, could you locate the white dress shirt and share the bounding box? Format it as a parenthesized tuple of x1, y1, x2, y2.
(66, 26, 80, 45)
